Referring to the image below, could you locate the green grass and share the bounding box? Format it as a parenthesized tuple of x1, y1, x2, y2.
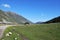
(1, 23, 60, 40)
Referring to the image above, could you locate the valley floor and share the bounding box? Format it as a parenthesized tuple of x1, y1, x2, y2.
(0, 23, 60, 40)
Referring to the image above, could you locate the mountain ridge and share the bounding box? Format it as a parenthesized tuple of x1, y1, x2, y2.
(0, 10, 32, 24)
(36, 16, 60, 24)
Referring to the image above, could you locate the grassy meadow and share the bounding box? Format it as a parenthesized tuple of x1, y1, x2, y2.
(0, 23, 60, 40)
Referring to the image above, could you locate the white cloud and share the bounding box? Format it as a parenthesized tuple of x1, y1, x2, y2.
(1, 4, 11, 8)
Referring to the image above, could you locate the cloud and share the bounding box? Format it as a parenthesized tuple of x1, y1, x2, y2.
(1, 4, 11, 8)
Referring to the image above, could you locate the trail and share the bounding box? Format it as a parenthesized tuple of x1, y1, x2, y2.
(0, 25, 15, 39)
(0, 25, 8, 39)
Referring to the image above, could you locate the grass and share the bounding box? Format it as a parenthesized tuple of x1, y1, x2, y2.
(0, 23, 60, 40)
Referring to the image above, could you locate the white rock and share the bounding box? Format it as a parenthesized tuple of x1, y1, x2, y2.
(2, 39, 4, 40)
(9, 32, 12, 34)
(15, 38, 17, 40)
(17, 34, 19, 36)
(6, 33, 9, 37)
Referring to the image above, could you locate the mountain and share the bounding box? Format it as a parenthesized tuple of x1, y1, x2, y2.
(0, 10, 32, 24)
(44, 16, 60, 23)
(35, 21, 44, 24)
(36, 16, 60, 24)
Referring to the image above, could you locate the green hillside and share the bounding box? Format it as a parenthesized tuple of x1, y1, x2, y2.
(1, 23, 60, 40)
(0, 10, 32, 24)
(44, 16, 60, 23)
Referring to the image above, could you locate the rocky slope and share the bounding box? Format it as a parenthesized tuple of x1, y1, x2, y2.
(0, 10, 32, 24)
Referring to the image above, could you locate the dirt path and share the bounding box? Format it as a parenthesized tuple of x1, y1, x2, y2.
(0, 25, 8, 38)
(0, 25, 16, 39)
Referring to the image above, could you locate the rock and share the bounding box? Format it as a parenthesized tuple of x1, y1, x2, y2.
(6, 33, 9, 37)
(9, 32, 12, 35)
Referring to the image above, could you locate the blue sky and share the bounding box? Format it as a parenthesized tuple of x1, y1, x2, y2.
(0, 0, 60, 22)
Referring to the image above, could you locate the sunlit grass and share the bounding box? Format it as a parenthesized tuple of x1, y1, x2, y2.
(1, 23, 60, 40)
